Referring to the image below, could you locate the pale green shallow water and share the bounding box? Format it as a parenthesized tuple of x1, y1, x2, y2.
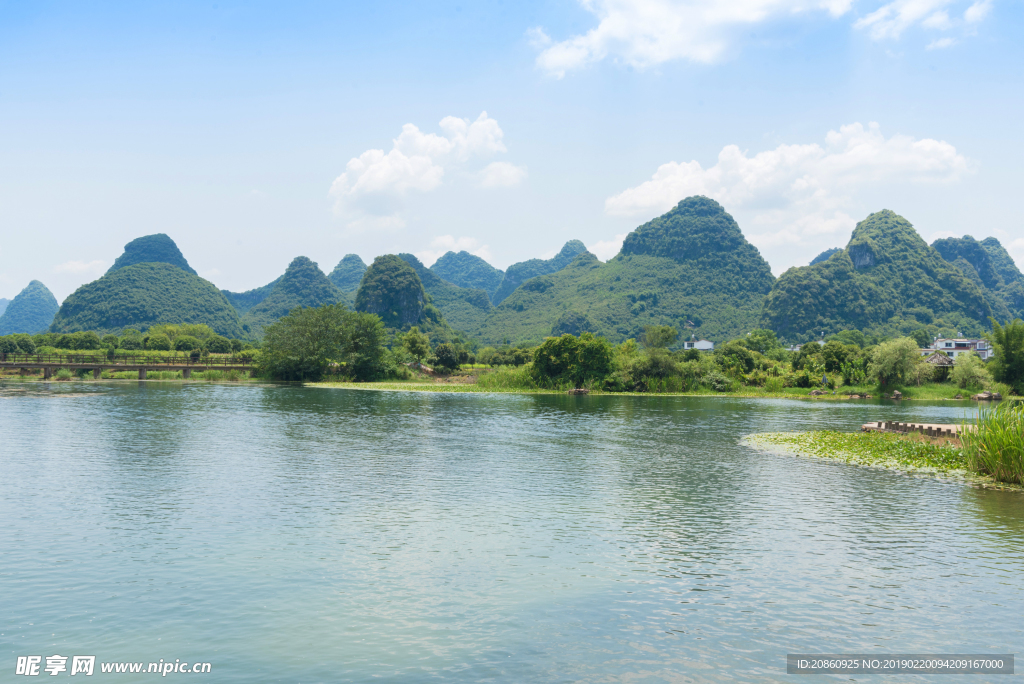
(1, 383, 1022, 682)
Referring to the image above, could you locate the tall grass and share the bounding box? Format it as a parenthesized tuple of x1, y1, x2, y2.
(475, 365, 539, 391)
(961, 402, 1024, 485)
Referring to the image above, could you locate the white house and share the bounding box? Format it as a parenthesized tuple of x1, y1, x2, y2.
(929, 338, 993, 360)
(683, 339, 714, 351)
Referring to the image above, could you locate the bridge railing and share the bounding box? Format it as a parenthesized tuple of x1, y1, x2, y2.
(0, 352, 253, 367)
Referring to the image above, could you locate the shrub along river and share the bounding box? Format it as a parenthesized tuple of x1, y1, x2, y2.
(1, 383, 1022, 682)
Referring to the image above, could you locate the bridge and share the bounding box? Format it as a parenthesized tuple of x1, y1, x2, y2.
(0, 353, 255, 379)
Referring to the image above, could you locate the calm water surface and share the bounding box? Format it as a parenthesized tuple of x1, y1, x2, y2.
(1, 383, 1022, 682)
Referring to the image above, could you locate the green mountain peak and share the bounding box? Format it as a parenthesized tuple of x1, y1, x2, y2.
(0, 280, 60, 335)
(107, 234, 197, 275)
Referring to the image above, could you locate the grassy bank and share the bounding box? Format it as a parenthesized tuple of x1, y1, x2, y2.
(745, 430, 1022, 490)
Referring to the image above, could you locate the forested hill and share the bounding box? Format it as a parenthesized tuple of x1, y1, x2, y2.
(491, 240, 588, 304)
(50, 264, 244, 338)
(0, 298, 9, 317)
(329, 254, 368, 292)
(469, 196, 775, 344)
(355, 255, 456, 341)
(429, 251, 504, 298)
(810, 247, 841, 265)
(107, 234, 197, 275)
(241, 257, 345, 335)
(222, 276, 282, 315)
(932, 235, 1024, 320)
(0, 281, 59, 335)
(760, 210, 992, 341)
(398, 254, 492, 333)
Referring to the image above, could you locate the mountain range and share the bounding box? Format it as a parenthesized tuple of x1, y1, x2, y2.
(7, 197, 1022, 344)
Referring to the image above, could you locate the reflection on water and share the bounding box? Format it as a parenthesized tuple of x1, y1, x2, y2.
(1, 384, 1021, 683)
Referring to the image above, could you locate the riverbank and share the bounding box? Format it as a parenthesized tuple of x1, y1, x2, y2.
(744, 430, 1023, 491)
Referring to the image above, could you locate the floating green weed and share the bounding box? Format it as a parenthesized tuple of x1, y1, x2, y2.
(748, 430, 969, 473)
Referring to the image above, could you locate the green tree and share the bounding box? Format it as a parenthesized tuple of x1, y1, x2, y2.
(345, 311, 391, 381)
(259, 303, 352, 381)
(820, 340, 850, 373)
(147, 333, 172, 351)
(173, 335, 201, 351)
(639, 325, 678, 349)
(868, 337, 918, 386)
(402, 326, 431, 367)
(433, 343, 460, 371)
(988, 318, 1024, 394)
(101, 334, 119, 348)
(910, 328, 933, 348)
(715, 341, 755, 374)
(951, 352, 991, 390)
(533, 333, 613, 388)
(205, 335, 232, 354)
(744, 328, 780, 354)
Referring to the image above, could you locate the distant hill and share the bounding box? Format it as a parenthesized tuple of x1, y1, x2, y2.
(471, 196, 775, 344)
(50, 264, 244, 337)
(932, 235, 1023, 320)
(810, 247, 841, 265)
(491, 240, 588, 304)
(107, 234, 197, 275)
(222, 276, 282, 315)
(0, 281, 59, 335)
(329, 254, 368, 292)
(430, 251, 504, 298)
(355, 255, 456, 340)
(241, 257, 345, 335)
(0, 298, 9, 317)
(761, 210, 992, 341)
(398, 254, 492, 333)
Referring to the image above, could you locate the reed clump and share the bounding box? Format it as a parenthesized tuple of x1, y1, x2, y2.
(961, 402, 1024, 485)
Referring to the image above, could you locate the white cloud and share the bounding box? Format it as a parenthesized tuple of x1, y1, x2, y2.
(589, 233, 630, 261)
(964, 0, 992, 21)
(606, 122, 971, 256)
(927, 36, 957, 49)
(330, 112, 521, 228)
(531, 0, 854, 77)
(922, 9, 952, 28)
(414, 235, 494, 267)
(53, 260, 107, 276)
(478, 161, 528, 188)
(854, 0, 993, 40)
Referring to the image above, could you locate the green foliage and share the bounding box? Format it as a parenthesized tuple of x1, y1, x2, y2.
(762, 210, 993, 341)
(221, 276, 281, 315)
(715, 341, 754, 374)
(809, 247, 841, 265)
(50, 263, 244, 338)
(119, 334, 143, 350)
(933, 235, 1024, 320)
(147, 333, 172, 351)
(491, 240, 588, 305)
(820, 340, 851, 372)
(433, 343, 460, 371)
(551, 311, 596, 337)
(987, 318, 1024, 395)
(0, 337, 17, 354)
(148, 323, 216, 341)
(402, 326, 431, 365)
(950, 352, 990, 389)
(397, 254, 490, 336)
(356, 255, 427, 329)
(0, 280, 59, 335)
(430, 251, 504, 297)
(640, 325, 678, 349)
(54, 368, 74, 381)
(106, 233, 197, 276)
(828, 329, 869, 347)
(205, 335, 232, 354)
(478, 346, 532, 366)
(173, 335, 201, 351)
(909, 328, 933, 348)
(242, 257, 344, 336)
(328, 254, 368, 292)
(743, 328, 780, 354)
(961, 402, 1024, 485)
(101, 334, 119, 348)
(253, 306, 394, 381)
(868, 337, 919, 386)
(533, 332, 613, 388)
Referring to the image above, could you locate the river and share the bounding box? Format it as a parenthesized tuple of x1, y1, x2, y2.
(1, 382, 1022, 682)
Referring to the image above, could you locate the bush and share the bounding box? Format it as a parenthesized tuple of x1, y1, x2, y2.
(205, 335, 232, 354)
(235, 348, 258, 362)
(793, 370, 812, 388)
(868, 337, 918, 386)
(147, 333, 172, 351)
(950, 352, 990, 389)
(533, 333, 613, 389)
(173, 335, 201, 351)
(433, 343, 460, 371)
(961, 401, 1024, 484)
(54, 368, 73, 381)
(101, 334, 119, 348)
(119, 335, 143, 350)
(706, 372, 731, 392)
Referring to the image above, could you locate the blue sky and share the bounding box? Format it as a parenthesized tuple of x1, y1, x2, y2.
(1, 0, 1021, 300)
